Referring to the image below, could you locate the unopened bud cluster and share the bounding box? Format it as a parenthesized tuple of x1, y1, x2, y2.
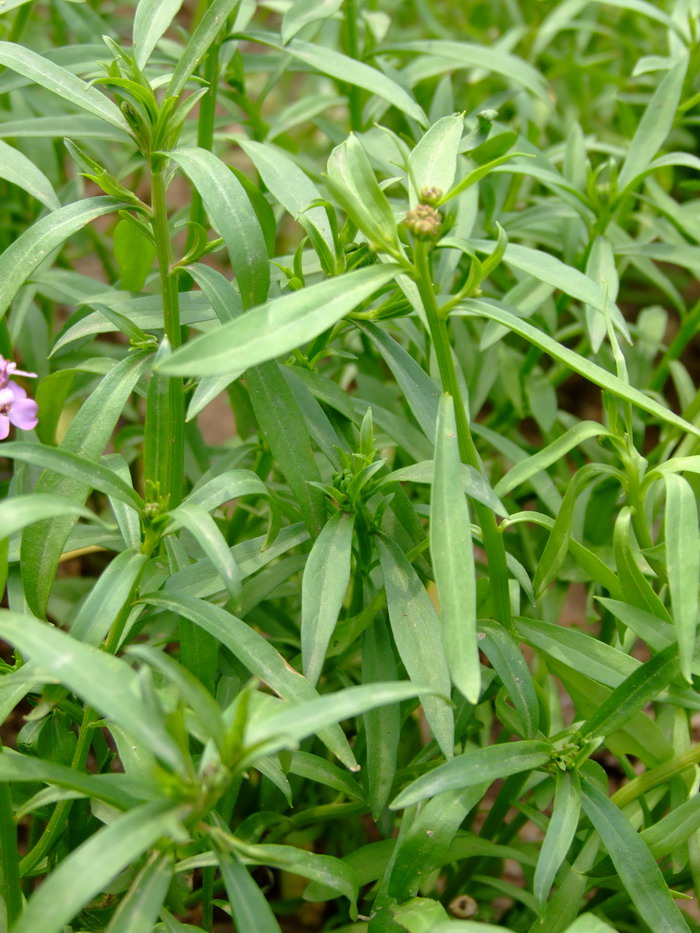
(404, 203, 442, 238)
(419, 185, 443, 205)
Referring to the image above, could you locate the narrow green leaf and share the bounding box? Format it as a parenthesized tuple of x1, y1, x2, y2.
(377, 535, 454, 757)
(618, 57, 688, 192)
(281, 0, 343, 44)
(381, 460, 506, 516)
(141, 592, 357, 769)
(663, 473, 699, 682)
(168, 146, 269, 310)
(0, 494, 97, 542)
(1, 441, 144, 509)
(114, 218, 157, 292)
(580, 779, 690, 933)
(185, 469, 267, 511)
(457, 299, 700, 437)
(168, 0, 242, 97)
(168, 503, 242, 603)
(391, 741, 551, 809)
(432, 394, 479, 703)
(534, 770, 581, 908)
(214, 843, 282, 933)
(161, 263, 399, 377)
(0, 139, 60, 210)
(133, 0, 184, 69)
(0, 611, 184, 771)
(479, 620, 539, 739)
(563, 915, 618, 933)
(0, 42, 131, 134)
(0, 196, 129, 320)
(70, 548, 147, 647)
(21, 351, 150, 616)
(301, 511, 354, 685)
(362, 617, 400, 819)
(12, 801, 180, 933)
(494, 422, 611, 499)
(613, 508, 671, 623)
(409, 114, 464, 203)
(243, 31, 427, 126)
(106, 851, 174, 933)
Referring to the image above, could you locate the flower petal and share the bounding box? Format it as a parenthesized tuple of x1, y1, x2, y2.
(9, 398, 38, 431)
(8, 381, 26, 400)
(0, 415, 10, 439)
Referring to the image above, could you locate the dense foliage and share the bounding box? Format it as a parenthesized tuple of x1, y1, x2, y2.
(0, 0, 699, 931)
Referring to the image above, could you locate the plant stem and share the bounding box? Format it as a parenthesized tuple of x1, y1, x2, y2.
(414, 241, 513, 629)
(0, 741, 21, 925)
(344, 0, 363, 131)
(151, 161, 184, 507)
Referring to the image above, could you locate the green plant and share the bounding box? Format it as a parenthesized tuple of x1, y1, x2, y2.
(0, 1, 699, 931)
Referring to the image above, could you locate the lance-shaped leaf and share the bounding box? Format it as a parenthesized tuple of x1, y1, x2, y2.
(133, 0, 185, 69)
(12, 801, 180, 933)
(431, 394, 479, 703)
(301, 511, 354, 685)
(0, 42, 131, 134)
(281, 0, 344, 44)
(0, 196, 129, 320)
(168, 0, 242, 97)
(377, 535, 454, 757)
(391, 741, 552, 809)
(534, 769, 581, 907)
(70, 548, 147, 647)
(21, 351, 150, 616)
(168, 503, 242, 604)
(409, 114, 464, 204)
(160, 263, 399, 377)
(663, 473, 699, 683)
(168, 147, 268, 310)
(214, 843, 282, 933)
(0, 612, 183, 771)
(580, 779, 691, 933)
(0, 495, 98, 542)
(0, 139, 60, 210)
(105, 851, 174, 933)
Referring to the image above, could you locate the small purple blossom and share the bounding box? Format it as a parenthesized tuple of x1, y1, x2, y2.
(0, 355, 38, 439)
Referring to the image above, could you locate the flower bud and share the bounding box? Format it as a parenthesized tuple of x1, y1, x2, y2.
(419, 185, 443, 205)
(404, 203, 442, 239)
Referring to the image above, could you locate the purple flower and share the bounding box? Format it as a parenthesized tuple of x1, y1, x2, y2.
(0, 355, 38, 439)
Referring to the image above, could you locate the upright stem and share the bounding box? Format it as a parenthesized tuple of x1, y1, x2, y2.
(151, 161, 184, 507)
(344, 0, 363, 131)
(414, 241, 513, 629)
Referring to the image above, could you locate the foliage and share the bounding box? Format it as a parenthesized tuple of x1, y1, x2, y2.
(0, 0, 699, 931)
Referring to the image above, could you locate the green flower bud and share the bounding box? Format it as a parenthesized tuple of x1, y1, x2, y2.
(404, 203, 442, 238)
(419, 185, 443, 205)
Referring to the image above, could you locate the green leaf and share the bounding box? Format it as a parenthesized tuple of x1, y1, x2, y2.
(384, 40, 550, 103)
(431, 394, 479, 703)
(106, 851, 174, 933)
(21, 351, 150, 617)
(409, 114, 464, 203)
(0, 748, 141, 810)
(239, 140, 333, 250)
(160, 263, 399, 377)
(613, 507, 671, 623)
(140, 592, 357, 769)
(0, 42, 131, 134)
(534, 770, 581, 908)
(168, 503, 242, 603)
(478, 620, 539, 739)
(377, 535, 454, 757)
(563, 916, 618, 933)
(494, 421, 611, 499)
(185, 469, 267, 511)
(243, 31, 427, 126)
(133, 0, 184, 69)
(580, 778, 691, 933)
(391, 897, 450, 932)
(12, 801, 180, 933)
(1, 441, 144, 509)
(168, 0, 242, 97)
(114, 218, 157, 292)
(0, 196, 129, 320)
(0, 494, 97, 542)
(362, 617, 400, 818)
(617, 57, 688, 193)
(70, 548, 147, 647)
(579, 643, 679, 743)
(380, 460, 506, 516)
(0, 139, 60, 210)
(214, 843, 282, 933)
(281, 0, 343, 44)
(301, 511, 354, 685)
(457, 299, 700, 438)
(391, 741, 551, 809)
(663, 473, 699, 683)
(0, 611, 184, 772)
(168, 147, 269, 310)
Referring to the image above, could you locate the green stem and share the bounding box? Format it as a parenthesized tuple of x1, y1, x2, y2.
(414, 241, 512, 628)
(20, 707, 95, 876)
(0, 741, 21, 926)
(151, 161, 184, 507)
(612, 743, 700, 810)
(344, 0, 363, 131)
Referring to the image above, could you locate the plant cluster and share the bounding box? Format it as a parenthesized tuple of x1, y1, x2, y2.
(0, 1, 699, 931)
